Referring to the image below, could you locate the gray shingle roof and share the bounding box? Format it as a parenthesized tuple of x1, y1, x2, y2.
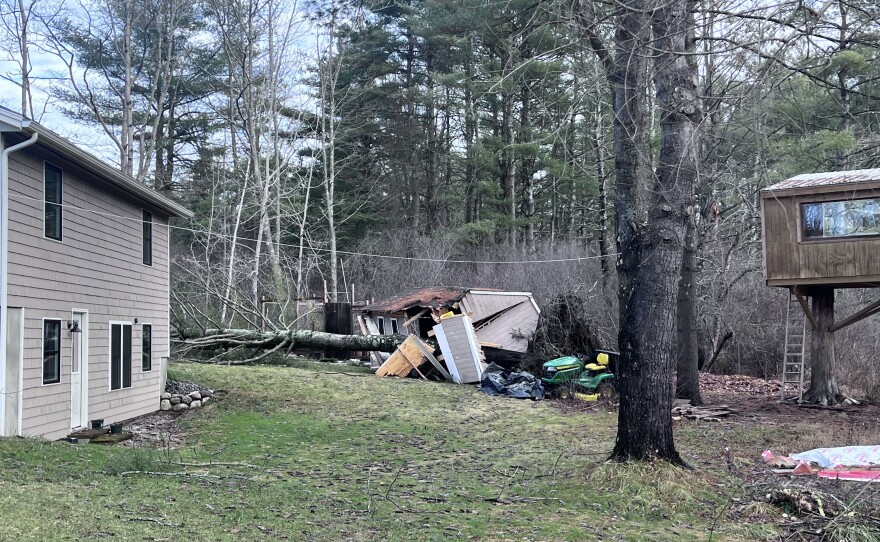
(763, 168, 880, 192)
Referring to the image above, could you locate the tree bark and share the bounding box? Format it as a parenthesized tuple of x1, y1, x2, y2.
(181, 328, 408, 355)
(805, 288, 843, 405)
(676, 213, 702, 405)
(610, 0, 699, 465)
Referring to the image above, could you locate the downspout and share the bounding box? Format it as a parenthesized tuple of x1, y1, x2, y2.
(0, 131, 38, 436)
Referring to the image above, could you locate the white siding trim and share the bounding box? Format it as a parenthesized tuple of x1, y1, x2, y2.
(16, 307, 24, 435)
(433, 325, 460, 384)
(461, 315, 485, 380)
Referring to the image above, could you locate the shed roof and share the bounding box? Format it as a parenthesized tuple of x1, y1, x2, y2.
(361, 287, 472, 313)
(763, 168, 880, 195)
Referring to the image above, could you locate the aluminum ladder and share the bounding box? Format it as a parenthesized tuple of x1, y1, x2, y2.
(781, 293, 807, 402)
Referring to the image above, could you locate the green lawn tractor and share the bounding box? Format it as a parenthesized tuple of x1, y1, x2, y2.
(540, 350, 619, 400)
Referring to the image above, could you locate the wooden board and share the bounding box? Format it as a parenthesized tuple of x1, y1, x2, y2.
(376, 335, 428, 378)
(412, 337, 451, 381)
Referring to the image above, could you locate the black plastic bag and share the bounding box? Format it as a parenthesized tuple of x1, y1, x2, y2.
(479, 363, 545, 400)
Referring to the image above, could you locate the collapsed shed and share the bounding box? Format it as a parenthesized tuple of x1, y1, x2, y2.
(356, 287, 541, 382)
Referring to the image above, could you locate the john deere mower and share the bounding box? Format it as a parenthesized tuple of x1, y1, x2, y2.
(540, 350, 619, 399)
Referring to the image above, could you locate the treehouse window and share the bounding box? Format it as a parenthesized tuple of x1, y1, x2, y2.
(803, 198, 880, 239)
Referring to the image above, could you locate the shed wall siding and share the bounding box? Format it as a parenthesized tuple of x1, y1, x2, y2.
(436, 315, 483, 384)
(762, 190, 880, 285)
(462, 292, 532, 322)
(7, 149, 169, 440)
(474, 302, 539, 353)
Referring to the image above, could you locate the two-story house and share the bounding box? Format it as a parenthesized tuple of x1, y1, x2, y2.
(0, 108, 192, 440)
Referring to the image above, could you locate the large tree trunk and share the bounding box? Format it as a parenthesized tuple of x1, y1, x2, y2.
(610, 0, 699, 464)
(676, 214, 702, 405)
(180, 329, 407, 360)
(805, 288, 843, 405)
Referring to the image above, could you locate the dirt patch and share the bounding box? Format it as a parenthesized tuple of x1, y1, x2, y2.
(120, 411, 187, 449)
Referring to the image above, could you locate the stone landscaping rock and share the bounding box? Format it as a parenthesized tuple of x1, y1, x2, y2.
(188, 391, 202, 400)
(182, 396, 193, 405)
(170, 395, 182, 405)
(171, 403, 189, 412)
(160, 392, 171, 400)
(160, 399, 171, 411)
(201, 397, 210, 405)
(190, 400, 201, 408)
(201, 390, 214, 398)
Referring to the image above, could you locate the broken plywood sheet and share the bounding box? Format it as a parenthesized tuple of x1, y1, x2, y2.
(460, 290, 538, 322)
(376, 335, 428, 378)
(434, 315, 485, 384)
(473, 301, 539, 353)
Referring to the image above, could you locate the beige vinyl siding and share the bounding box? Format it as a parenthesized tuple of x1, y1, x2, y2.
(7, 149, 170, 440)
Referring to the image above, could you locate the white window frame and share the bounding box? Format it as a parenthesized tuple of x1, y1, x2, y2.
(41, 317, 62, 386)
(390, 318, 399, 334)
(108, 320, 133, 391)
(42, 161, 63, 243)
(142, 209, 153, 266)
(377, 316, 385, 335)
(141, 322, 153, 372)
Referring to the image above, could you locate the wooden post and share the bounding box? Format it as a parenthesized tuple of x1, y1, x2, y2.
(806, 287, 842, 405)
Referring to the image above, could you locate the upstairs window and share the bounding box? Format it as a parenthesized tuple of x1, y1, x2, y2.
(377, 317, 385, 335)
(44, 163, 62, 240)
(142, 324, 152, 371)
(803, 198, 880, 239)
(42, 320, 61, 385)
(390, 318, 399, 334)
(143, 210, 152, 265)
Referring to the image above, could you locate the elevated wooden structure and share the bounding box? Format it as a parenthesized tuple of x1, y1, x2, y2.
(762, 168, 880, 288)
(761, 168, 880, 402)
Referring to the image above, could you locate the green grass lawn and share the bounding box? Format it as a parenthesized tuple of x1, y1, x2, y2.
(0, 362, 783, 541)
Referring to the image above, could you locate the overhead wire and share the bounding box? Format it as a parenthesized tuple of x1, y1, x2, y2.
(8, 191, 616, 265)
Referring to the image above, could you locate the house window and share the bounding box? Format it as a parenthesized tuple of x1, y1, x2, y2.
(110, 322, 132, 390)
(42, 320, 61, 385)
(377, 317, 385, 335)
(143, 210, 152, 265)
(142, 324, 152, 371)
(390, 318, 399, 334)
(44, 163, 62, 240)
(803, 198, 880, 239)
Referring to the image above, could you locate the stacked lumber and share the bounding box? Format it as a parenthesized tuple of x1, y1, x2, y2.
(376, 335, 452, 381)
(671, 403, 737, 422)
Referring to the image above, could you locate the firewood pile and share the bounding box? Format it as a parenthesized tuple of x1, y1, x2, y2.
(700, 373, 782, 396)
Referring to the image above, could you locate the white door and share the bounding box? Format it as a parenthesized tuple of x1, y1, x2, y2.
(70, 311, 88, 429)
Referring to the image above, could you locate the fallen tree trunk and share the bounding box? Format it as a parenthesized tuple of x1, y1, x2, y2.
(174, 328, 412, 364)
